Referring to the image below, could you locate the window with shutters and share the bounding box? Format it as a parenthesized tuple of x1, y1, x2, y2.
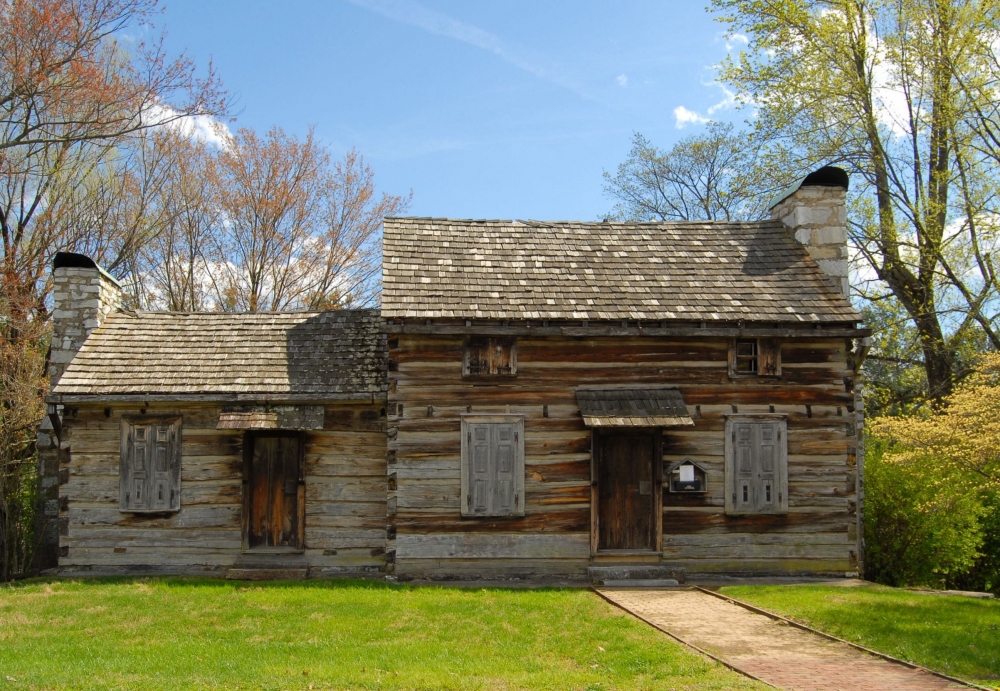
(728, 338, 781, 377)
(460, 415, 525, 517)
(120, 417, 182, 513)
(463, 337, 517, 377)
(725, 416, 788, 515)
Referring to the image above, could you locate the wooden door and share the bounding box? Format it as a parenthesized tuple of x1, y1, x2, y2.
(597, 432, 656, 551)
(247, 434, 302, 549)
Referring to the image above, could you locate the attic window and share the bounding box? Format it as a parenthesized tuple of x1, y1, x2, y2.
(735, 340, 757, 374)
(729, 338, 781, 377)
(463, 337, 517, 377)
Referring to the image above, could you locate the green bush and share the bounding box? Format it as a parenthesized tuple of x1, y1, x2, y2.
(951, 490, 1000, 594)
(864, 440, 986, 589)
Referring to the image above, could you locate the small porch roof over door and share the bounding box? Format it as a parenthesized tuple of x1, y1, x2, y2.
(576, 387, 694, 428)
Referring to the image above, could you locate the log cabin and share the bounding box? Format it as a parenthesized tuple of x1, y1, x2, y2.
(40, 269, 388, 578)
(380, 166, 869, 583)
(39, 165, 869, 582)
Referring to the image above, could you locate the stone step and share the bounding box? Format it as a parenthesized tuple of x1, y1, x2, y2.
(588, 565, 685, 585)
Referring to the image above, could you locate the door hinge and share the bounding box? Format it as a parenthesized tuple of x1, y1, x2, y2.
(514, 492, 519, 506)
(468, 432, 471, 443)
(466, 493, 471, 507)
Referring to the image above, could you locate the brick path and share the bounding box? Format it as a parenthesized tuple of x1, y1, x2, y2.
(599, 588, 971, 691)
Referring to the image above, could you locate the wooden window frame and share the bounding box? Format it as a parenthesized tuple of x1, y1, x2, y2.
(723, 414, 789, 516)
(462, 336, 518, 378)
(119, 416, 182, 514)
(460, 415, 525, 517)
(728, 338, 781, 378)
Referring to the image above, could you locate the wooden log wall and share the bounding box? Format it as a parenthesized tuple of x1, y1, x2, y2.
(387, 334, 858, 580)
(57, 402, 387, 576)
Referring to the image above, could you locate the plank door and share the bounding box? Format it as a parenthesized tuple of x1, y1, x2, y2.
(597, 432, 657, 551)
(247, 434, 302, 549)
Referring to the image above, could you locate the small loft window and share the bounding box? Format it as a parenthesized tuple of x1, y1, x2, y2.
(735, 340, 757, 374)
(463, 337, 517, 377)
(729, 338, 781, 377)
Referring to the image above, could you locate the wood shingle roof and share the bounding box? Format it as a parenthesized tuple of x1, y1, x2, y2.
(381, 218, 860, 323)
(51, 309, 386, 400)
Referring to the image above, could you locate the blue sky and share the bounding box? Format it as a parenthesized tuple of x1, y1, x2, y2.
(158, 1, 744, 220)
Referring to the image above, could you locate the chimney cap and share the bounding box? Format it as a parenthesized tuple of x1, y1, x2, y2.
(52, 252, 122, 288)
(767, 165, 849, 210)
(53, 252, 99, 270)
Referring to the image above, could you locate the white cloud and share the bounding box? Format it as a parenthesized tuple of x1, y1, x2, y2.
(706, 84, 737, 115)
(673, 82, 738, 129)
(725, 32, 749, 51)
(674, 106, 710, 128)
(616, 74, 628, 87)
(344, 0, 590, 99)
(145, 103, 232, 148)
(170, 113, 231, 148)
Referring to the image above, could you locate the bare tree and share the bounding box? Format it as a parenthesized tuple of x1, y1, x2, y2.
(133, 132, 220, 311)
(0, 0, 227, 156)
(209, 127, 410, 312)
(604, 123, 776, 222)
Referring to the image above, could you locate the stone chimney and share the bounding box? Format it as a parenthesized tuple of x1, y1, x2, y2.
(48, 252, 122, 387)
(769, 166, 850, 297)
(36, 253, 121, 570)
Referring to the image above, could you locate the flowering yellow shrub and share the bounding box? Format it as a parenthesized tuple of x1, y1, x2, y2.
(873, 353, 1000, 491)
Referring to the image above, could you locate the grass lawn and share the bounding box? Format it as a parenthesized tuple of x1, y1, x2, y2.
(0, 578, 765, 691)
(720, 583, 1000, 688)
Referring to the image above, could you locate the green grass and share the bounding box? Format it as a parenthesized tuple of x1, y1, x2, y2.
(0, 578, 764, 691)
(720, 583, 1000, 688)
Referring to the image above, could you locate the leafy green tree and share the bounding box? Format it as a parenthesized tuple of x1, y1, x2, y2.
(713, 0, 1000, 401)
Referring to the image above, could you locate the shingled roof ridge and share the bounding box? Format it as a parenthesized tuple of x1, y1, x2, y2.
(385, 216, 783, 229)
(106, 307, 380, 318)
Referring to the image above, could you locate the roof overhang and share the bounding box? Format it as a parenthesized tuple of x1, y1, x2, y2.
(47, 392, 386, 405)
(576, 386, 694, 428)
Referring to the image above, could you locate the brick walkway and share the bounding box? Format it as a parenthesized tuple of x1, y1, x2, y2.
(599, 588, 972, 691)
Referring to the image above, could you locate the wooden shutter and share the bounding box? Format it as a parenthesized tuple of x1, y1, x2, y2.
(462, 416, 524, 517)
(755, 422, 778, 511)
(120, 421, 146, 510)
(726, 416, 787, 515)
(758, 339, 781, 376)
(733, 422, 755, 513)
(469, 423, 491, 514)
(493, 423, 516, 515)
(120, 418, 181, 513)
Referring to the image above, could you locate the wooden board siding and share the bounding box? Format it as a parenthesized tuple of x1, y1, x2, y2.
(387, 334, 858, 580)
(57, 402, 387, 576)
